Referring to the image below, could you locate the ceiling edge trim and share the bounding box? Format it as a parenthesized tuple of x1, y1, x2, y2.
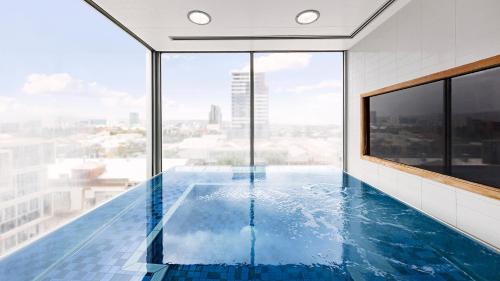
(349, 0, 396, 38)
(169, 0, 396, 41)
(169, 35, 351, 41)
(83, 0, 155, 51)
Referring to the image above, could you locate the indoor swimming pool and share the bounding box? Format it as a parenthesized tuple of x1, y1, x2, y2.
(0, 166, 498, 281)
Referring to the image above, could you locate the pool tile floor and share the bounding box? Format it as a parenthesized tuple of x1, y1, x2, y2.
(0, 166, 498, 281)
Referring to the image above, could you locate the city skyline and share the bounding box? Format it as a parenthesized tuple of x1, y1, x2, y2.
(0, 1, 344, 254)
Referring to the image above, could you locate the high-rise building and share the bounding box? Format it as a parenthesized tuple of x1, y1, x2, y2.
(0, 139, 55, 255)
(0, 137, 134, 255)
(230, 72, 269, 138)
(208, 105, 222, 125)
(129, 112, 140, 127)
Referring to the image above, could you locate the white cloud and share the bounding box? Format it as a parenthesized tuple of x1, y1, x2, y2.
(22, 73, 83, 95)
(0, 97, 18, 113)
(11, 73, 146, 121)
(303, 93, 343, 125)
(20, 72, 144, 110)
(237, 53, 312, 73)
(162, 99, 207, 120)
(288, 79, 342, 94)
(88, 82, 146, 110)
(0, 96, 60, 122)
(270, 92, 343, 126)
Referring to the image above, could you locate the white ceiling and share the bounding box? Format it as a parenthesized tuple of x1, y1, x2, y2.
(88, 0, 406, 51)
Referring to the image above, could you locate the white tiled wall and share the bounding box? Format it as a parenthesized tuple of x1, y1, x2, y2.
(347, 0, 500, 249)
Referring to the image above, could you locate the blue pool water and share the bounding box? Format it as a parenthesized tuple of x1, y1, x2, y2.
(0, 166, 499, 281)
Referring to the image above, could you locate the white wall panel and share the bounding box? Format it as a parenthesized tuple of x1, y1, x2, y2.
(396, 0, 422, 83)
(455, 0, 500, 65)
(347, 0, 500, 249)
(378, 165, 398, 197)
(457, 189, 500, 248)
(421, 0, 456, 74)
(421, 179, 457, 226)
(395, 171, 422, 209)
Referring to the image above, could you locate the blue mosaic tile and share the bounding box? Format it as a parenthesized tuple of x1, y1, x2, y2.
(0, 166, 498, 281)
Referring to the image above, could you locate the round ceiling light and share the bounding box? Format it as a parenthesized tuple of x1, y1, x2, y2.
(187, 10, 211, 25)
(296, 10, 320, 25)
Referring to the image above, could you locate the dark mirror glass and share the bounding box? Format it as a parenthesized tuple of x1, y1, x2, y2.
(369, 81, 445, 173)
(451, 67, 500, 188)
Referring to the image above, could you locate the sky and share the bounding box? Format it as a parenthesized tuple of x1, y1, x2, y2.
(163, 52, 343, 125)
(0, 0, 343, 126)
(0, 0, 147, 123)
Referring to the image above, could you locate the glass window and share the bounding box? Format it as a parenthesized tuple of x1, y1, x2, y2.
(16, 172, 38, 196)
(0, 0, 147, 255)
(4, 207, 16, 221)
(161, 53, 251, 168)
(29, 199, 39, 211)
(369, 81, 445, 173)
(4, 236, 16, 250)
(451, 67, 500, 187)
(253, 53, 344, 167)
(18, 202, 28, 216)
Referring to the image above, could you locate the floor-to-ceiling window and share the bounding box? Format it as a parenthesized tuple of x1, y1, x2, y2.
(161, 53, 251, 168)
(253, 52, 343, 167)
(0, 0, 148, 256)
(161, 52, 343, 169)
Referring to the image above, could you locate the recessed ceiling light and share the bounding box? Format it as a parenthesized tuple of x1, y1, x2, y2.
(296, 10, 320, 25)
(187, 10, 211, 25)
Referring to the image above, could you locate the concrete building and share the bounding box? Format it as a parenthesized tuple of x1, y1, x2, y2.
(0, 139, 55, 255)
(231, 72, 269, 138)
(207, 105, 223, 132)
(208, 105, 222, 125)
(129, 112, 140, 127)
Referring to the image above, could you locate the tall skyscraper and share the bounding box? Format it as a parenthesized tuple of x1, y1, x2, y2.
(231, 72, 269, 138)
(208, 105, 222, 125)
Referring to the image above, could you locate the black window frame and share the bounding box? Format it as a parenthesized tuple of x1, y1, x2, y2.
(368, 80, 447, 174)
(160, 51, 346, 170)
